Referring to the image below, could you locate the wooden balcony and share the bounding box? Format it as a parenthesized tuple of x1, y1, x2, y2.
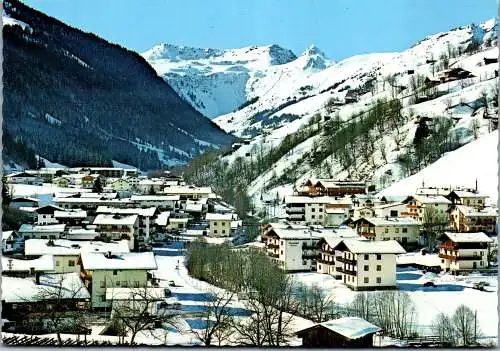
(302, 243, 317, 250)
(267, 243, 279, 249)
(336, 267, 356, 276)
(438, 253, 482, 261)
(317, 259, 334, 265)
(336, 257, 357, 265)
(268, 252, 279, 259)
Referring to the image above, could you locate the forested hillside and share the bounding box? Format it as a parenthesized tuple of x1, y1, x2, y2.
(3, 0, 234, 170)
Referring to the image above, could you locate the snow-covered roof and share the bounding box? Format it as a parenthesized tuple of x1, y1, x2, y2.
(131, 195, 180, 202)
(25, 239, 130, 256)
(373, 202, 405, 210)
(285, 195, 353, 205)
(2, 273, 90, 303)
(18, 206, 38, 213)
(169, 217, 189, 223)
(297, 317, 381, 339)
(156, 212, 171, 226)
(54, 210, 87, 218)
(105, 287, 166, 301)
(360, 217, 420, 227)
(335, 239, 406, 254)
(66, 228, 99, 240)
(2, 254, 55, 272)
(441, 232, 493, 243)
(187, 198, 208, 205)
(93, 214, 138, 226)
(205, 213, 233, 221)
(455, 205, 497, 217)
(269, 228, 322, 240)
(18, 224, 66, 233)
(185, 203, 203, 212)
(2, 231, 14, 241)
(414, 195, 452, 204)
(163, 186, 212, 195)
(79, 192, 118, 199)
(96, 206, 157, 217)
(451, 190, 488, 198)
(80, 251, 157, 270)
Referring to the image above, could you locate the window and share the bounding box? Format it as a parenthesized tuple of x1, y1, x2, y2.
(319, 215, 323, 219)
(441, 259, 444, 263)
(395, 228, 400, 233)
(480, 261, 483, 266)
(101, 295, 106, 302)
(100, 281, 106, 288)
(377, 265, 381, 271)
(480, 251, 484, 256)
(280, 250, 283, 255)
(56, 261, 60, 267)
(311, 208, 316, 212)
(116, 280, 120, 287)
(303, 260, 307, 265)
(384, 228, 389, 233)
(134, 281, 140, 288)
(122, 281, 127, 287)
(376, 254, 381, 260)
(281, 241, 284, 245)
(402, 228, 407, 233)
(364, 254, 369, 260)
(221, 222, 226, 226)
(376, 277, 382, 284)
(222, 230, 226, 234)
(68, 260, 75, 267)
(319, 208, 323, 212)
(213, 222, 218, 226)
(364, 277, 369, 283)
(214, 230, 218, 234)
(364, 265, 369, 271)
(41, 236, 47, 239)
(311, 215, 315, 219)
(319, 265, 321, 269)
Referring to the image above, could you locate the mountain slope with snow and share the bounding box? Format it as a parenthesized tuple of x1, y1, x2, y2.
(181, 19, 498, 212)
(142, 43, 334, 118)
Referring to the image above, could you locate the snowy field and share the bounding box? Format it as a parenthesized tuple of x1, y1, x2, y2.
(291, 267, 498, 342)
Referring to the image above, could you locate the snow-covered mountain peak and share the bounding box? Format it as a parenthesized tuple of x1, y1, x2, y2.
(142, 43, 223, 61)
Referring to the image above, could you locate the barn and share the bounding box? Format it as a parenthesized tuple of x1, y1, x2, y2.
(295, 317, 381, 347)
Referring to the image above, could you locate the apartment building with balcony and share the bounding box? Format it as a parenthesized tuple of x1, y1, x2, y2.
(80, 251, 157, 309)
(262, 224, 322, 272)
(449, 205, 497, 234)
(93, 214, 139, 250)
(316, 228, 361, 278)
(350, 217, 421, 245)
(96, 206, 158, 242)
(300, 179, 367, 197)
(438, 232, 493, 273)
(401, 195, 451, 223)
(285, 196, 352, 226)
(446, 190, 488, 210)
(328, 239, 406, 290)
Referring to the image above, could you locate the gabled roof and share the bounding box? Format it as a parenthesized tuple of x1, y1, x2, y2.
(2, 254, 55, 272)
(131, 195, 180, 202)
(353, 216, 419, 227)
(11, 197, 39, 203)
(54, 210, 87, 218)
(25, 239, 130, 256)
(35, 205, 65, 214)
(413, 195, 451, 205)
(448, 190, 487, 199)
(6, 172, 38, 178)
(454, 205, 497, 217)
(18, 224, 66, 233)
(332, 239, 406, 254)
(105, 287, 166, 301)
(205, 213, 233, 221)
(2, 273, 90, 303)
(96, 206, 157, 217)
(80, 251, 157, 270)
(93, 214, 138, 226)
(297, 317, 381, 340)
(156, 212, 171, 226)
(439, 232, 493, 243)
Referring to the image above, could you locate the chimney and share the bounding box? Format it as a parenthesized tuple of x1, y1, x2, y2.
(30, 267, 35, 276)
(105, 251, 112, 258)
(35, 272, 41, 285)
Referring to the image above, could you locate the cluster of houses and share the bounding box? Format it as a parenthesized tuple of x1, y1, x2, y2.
(258, 179, 497, 290)
(2, 167, 243, 332)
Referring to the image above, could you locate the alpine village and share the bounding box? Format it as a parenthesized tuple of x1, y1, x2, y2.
(1, 0, 499, 348)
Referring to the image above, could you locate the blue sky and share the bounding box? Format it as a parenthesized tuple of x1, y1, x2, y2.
(23, 0, 497, 60)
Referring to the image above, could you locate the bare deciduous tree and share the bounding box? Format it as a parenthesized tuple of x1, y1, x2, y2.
(188, 290, 235, 346)
(295, 283, 337, 323)
(432, 312, 456, 346)
(452, 304, 480, 346)
(110, 286, 176, 344)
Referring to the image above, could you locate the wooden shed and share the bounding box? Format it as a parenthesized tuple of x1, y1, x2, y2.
(296, 317, 381, 348)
